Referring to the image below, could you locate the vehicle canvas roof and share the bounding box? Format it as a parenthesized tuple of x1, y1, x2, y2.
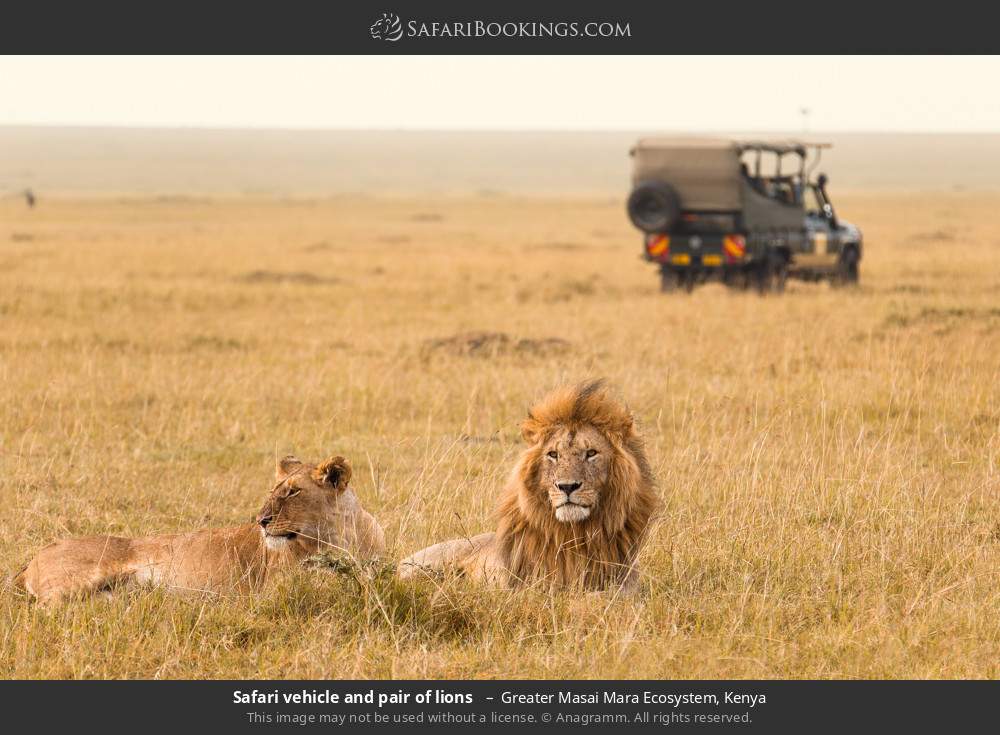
(630, 137, 742, 210)
(630, 137, 833, 210)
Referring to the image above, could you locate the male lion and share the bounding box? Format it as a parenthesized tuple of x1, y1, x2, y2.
(399, 380, 659, 591)
(15, 455, 385, 604)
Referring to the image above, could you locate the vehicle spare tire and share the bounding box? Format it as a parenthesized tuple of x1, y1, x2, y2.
(627, 181, 681, 233)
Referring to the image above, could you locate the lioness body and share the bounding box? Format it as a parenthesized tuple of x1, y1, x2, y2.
(400, 381, 659, 591)
(16, 455, 385, 605)
(18, 525, 272, 604)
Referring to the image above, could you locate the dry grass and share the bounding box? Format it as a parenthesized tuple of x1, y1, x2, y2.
(1, 191, 999, 679)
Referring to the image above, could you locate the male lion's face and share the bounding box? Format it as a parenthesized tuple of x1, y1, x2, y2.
(537, 425, 613, 523)
(256, 455, 352, 556)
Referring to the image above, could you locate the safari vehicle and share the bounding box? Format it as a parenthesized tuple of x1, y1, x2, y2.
(627, 137, 863, 293)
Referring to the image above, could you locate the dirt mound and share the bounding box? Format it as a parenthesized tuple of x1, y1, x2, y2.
(909, 229, 957, 244)
(236, 270, 341, 286)
(515, 273, 621, 303)
(421, 331, 571, 359)
(525, 241, 586, 252)
(301, 241, 334, 252)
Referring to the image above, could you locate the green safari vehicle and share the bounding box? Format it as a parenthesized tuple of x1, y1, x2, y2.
(627, 137, 863, 293)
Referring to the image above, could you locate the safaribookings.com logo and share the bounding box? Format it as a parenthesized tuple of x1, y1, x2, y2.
(370, 13, 403, 41)
(369, 13, 630, 41)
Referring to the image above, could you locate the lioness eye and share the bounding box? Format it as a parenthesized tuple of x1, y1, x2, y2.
(586, 449, 598, 458)
(547, 451, 558, 459)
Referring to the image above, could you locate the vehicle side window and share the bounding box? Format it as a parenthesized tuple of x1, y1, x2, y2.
(741, 152, 802, 205)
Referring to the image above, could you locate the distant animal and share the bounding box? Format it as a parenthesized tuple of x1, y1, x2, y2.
(24, 189, 35, 208)
(14, 455, 385, 604)
(399, 380, 659, 591)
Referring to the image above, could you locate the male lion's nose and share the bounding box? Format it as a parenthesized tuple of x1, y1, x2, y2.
(258, 514, 273, 528)
(557, 482, 582, 495)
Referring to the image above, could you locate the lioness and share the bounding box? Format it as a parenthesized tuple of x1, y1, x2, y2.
(399, 380, 659, 591)
(15, 455, 385, 604)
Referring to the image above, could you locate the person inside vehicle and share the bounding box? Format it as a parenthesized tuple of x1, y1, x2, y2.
(741, 162, 771, 197)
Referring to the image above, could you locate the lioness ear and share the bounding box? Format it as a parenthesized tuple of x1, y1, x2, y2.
(312, 456, 352, 492)
(276, 455, 302, 480)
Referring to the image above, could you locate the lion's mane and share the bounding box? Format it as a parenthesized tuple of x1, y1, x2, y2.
(493, 380, 660, 589)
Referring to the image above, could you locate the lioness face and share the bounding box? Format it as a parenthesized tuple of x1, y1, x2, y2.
(256, 455, 352, 556)
(538, 425, 613, 523)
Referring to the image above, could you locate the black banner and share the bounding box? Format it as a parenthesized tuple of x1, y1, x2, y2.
(3, 680, 998, 733)
(0, 0, 995, 54)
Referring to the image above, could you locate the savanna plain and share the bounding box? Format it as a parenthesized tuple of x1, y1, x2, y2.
(1, 136, 1000, 678)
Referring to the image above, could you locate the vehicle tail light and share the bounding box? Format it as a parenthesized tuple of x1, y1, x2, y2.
(723, 234, 746, 263)
(645, 234, 670, 257)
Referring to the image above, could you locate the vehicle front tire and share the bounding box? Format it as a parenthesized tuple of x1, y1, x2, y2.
(834, 245, 860, 287)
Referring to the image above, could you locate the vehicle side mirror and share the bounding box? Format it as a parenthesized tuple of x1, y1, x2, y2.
(817, 173, 828, 188)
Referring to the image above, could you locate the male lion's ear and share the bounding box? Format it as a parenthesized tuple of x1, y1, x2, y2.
(600, 416, 635, 446)
(276, 455, 303, 481)
(521, 412, 543, 445)
(615, 413, 635, 440)
(312, 456, 352, 492)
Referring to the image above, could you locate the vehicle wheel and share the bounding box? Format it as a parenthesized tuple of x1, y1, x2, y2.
(834, 246, 860, 287)
(659, 269, 679, 293)
(627, 181, 681, 233)
(754, 265, 772, 294)
(772, 257, 788, 293)
(754, 252, 787, 295)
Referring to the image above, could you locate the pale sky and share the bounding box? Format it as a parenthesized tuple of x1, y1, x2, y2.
(1, 55, 998, 132)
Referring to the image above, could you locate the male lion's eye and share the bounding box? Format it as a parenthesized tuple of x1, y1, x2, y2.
(586, 449, 598, 458)
(546, 451, 558, 460)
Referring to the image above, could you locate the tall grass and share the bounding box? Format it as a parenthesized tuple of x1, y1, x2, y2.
(1, 192, 998, 678)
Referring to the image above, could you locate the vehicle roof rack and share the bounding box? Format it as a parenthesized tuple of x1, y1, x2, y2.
(631, 137, 833, 157)
(735, 140, 833, 156)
